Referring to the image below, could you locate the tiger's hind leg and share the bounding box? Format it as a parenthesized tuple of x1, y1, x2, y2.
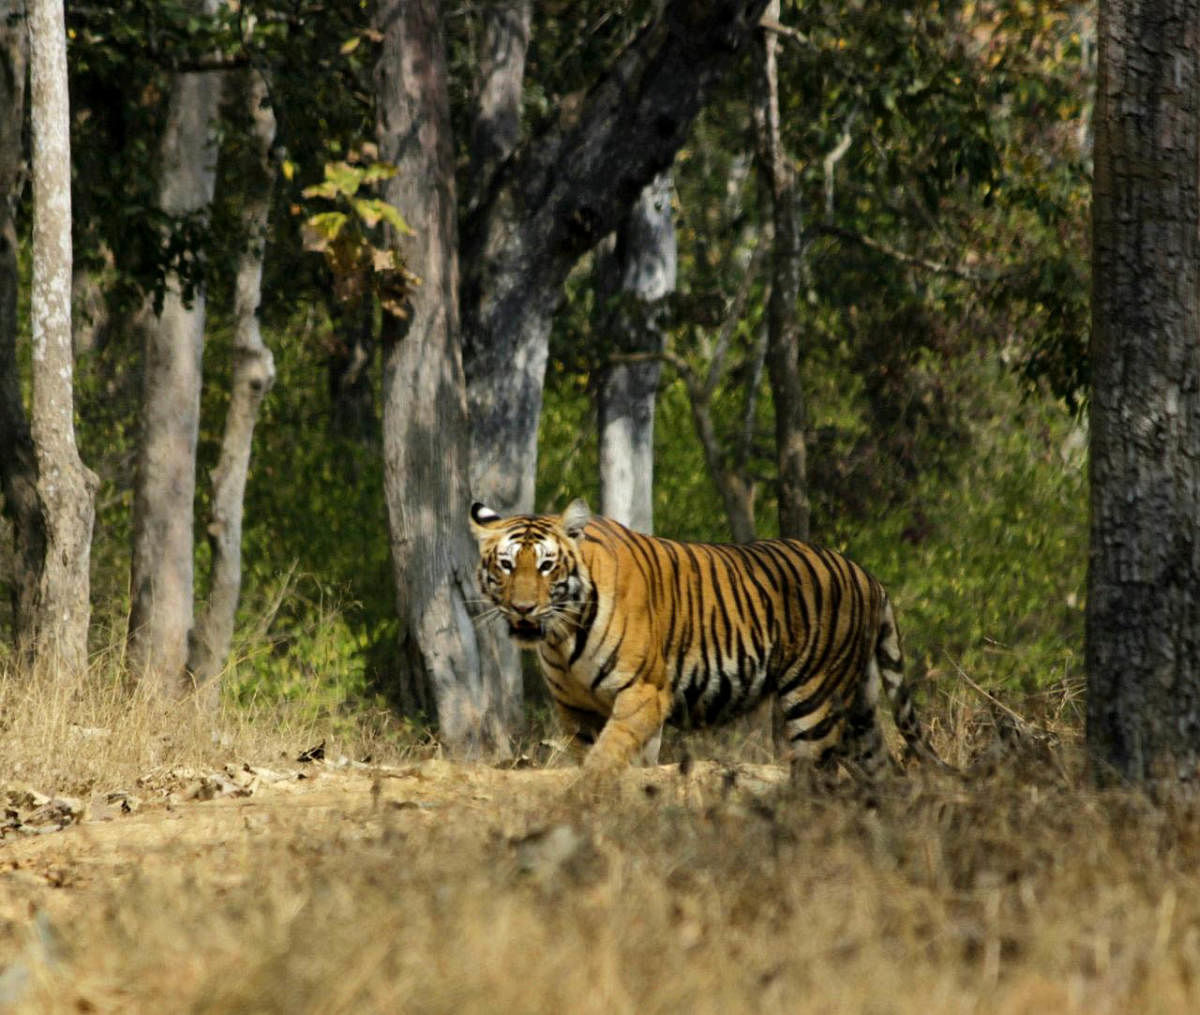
(778, 693, 846, 792)
(779, 665, 891, 787)
(837, 658, 896, 781)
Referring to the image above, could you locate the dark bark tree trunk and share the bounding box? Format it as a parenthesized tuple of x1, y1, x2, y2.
(460, 0, 770, 518)
(460, 0, 532, 728)
(27, 0, 98, 674)
(375, 0, 512, 756)
(596, 171, 676, 534)
(0, 2, 42, 652)
(466, 0, 530, 215)
(187, 69, 277, 698)
(127, 3, 224, 695)
(1087, 0, 1200, 789)
(756, 2, 808, 540)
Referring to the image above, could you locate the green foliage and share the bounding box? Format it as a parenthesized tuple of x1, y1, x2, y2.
(202, 308, 395, 711)
(299, 158, 417, 317)
(67, 0, 381, 325)
(834, 364, 1087, 694)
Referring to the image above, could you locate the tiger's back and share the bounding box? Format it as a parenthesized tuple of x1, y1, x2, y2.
(470, 499, 936, 774)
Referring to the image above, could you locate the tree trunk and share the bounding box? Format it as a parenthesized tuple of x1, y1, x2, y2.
(461, 0, 532, 725)
(460, 0, 770, 518)
(187, 69, 277, 698)
(466, 0, 530, 214)
(127, 4, 223, 696)
(1087, 0, 1200, 789)
(27, 0, 98, 674)
(0, 2, 42, 652)
(375, 0, 513, 756)
(596, 171, 676, 534)
(756, 2, 809, 540)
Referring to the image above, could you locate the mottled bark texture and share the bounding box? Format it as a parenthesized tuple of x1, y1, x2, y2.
(127, 2, 223, 696)
(466, 0, 530, 214)
(596, 171, 676, 534)
(376, 0, 513, 756)
(27, 0, 98, 674)
(461, 0, 531, 729)
(756, 2, 808, 540)
(460, 0, 770, 518)
(0, 2, 42, 651)
(1087, 0, 1200, 788)
(187, 69, 277, 697)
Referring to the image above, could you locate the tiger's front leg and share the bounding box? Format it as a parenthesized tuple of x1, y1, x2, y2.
(552, 700, 608, 763)
(584, 680, 672, 771)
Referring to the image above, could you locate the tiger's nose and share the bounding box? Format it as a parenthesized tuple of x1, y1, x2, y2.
(512, 601, 536, 616)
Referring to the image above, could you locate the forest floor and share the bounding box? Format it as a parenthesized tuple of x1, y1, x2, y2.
(4, 727, 1200, 1015)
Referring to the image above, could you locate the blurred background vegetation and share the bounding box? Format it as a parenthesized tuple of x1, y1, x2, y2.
(1, 0, 1092, 733)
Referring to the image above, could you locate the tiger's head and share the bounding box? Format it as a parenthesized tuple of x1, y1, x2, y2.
(468, 499, 593, 646)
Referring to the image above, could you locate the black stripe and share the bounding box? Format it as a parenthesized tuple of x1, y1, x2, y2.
(707, 671, 733, 723)
(569, 588, 598, 665)
(782, 676, 839, 720)
(590, 630, 625, 690)
(790, 708, 841, 743)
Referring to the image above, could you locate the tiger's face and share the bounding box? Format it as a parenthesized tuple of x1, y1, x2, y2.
(468, 500, 592, 645)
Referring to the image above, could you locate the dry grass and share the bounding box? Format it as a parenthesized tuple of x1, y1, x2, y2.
(3, 665, 1200, 1014)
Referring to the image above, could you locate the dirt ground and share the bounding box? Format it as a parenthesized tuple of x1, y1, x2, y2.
(0, 757, 789, 1012)
(4, 749, 1200, 1014)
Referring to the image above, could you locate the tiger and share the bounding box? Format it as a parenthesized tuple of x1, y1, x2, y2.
(469, 498, 942, 776)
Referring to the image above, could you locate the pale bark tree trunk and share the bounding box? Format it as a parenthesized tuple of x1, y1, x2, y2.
(187, 69, 277, 698)
(1087, 0, 1200, 789)
(0, 2, 42, 651)
(26, 0, 98, 674)
(127, 2, 224, 696)
(596, 171, 676, 533)
(461, 0, 770, 519)
(756, 2, 808, 540)
(375, 0, 511, 756)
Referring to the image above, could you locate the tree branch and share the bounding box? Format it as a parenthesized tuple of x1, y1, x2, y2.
(811, 223, 1004, 282)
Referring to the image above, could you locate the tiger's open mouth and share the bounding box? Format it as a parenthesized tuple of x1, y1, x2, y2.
(509, 619, 544, 642)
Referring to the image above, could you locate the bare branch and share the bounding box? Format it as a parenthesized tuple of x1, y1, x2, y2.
(811, 224, 1003, 282)
(704, 232, 769, 400)
(759, 15, 812, 47)
(737, 314, 769, 465)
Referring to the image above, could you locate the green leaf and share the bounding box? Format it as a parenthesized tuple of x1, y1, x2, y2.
(359, 162, 398, 185)
(323, 161, 365, 197)
(301, 181, 341, 200)
(302, 211, 348, 252)
(352, 198, 412, 234)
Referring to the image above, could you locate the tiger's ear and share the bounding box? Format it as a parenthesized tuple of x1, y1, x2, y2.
(560, 499, 591, 541)
(469, 502, 503, 541)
